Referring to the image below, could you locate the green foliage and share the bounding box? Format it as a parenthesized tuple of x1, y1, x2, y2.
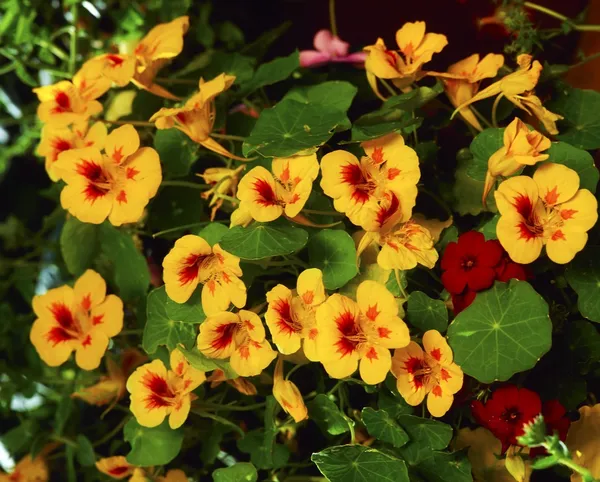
(307, 394, 352, 436)
(551, 87, 600, 150)
(308, 229, 358, 289)
(212, 463, 258, 482)
(124, 419, 184, 466)
(396, 415, 453, 465)
(468, 127, 504, 182)
(60, 217, 100, 276)
(543, 142, 599, 193)
(361, 408, 409, 448)
(154, 129, 199, 178)
(75, 435, 96, 467)
(406, 291, 448, 333)
(566, 247, 600, 323)
(239, 51, 299, 94)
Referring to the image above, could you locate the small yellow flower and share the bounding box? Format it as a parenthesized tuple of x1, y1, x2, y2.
(365, 21, 447, 98)
(150, 73, 245, 159)
(126, 348, 206, 429)
(391, 330, 463, 417)
(230, 203, 254, 228)
(495, 163, 598, 264)
(483, 118, 551, 204)
(236, 153, 319, 223)
(207, 369, 258, 396)
(566, 404, 600, 482)
(162, 235, 246, 315)
(0, 454, 48, 482)
(33, 81, 103, 127)
(95, 456, 135, 480)
(30, 270, 123, 371)
(315, 280, 410, 385)
(199, 165, 245, 220)
(265, 268, 326, 361)
(197, 310, 277, 377)
(55, 124, 162, 226)
(273, 357, 308, 423)
(156, 470, 189, 482)
(37, 121, 107, 181)
(320, 133, 420, 231)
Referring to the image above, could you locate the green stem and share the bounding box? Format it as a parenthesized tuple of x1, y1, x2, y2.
(556, 457, 596, 480)
(394, 269, 409, 300)
(152, 222, 223, 238)
(329, 0, 338, 37)
(210, 132, 246, 142)
(102, 119, 154, 127)
(379, 78, 398, 97)
(491, 93, 503, 128)
(51, 436, 78, 448)
(93, 417, 128, 447)
(302, 208, 344, 216)
(69, 3, 78, 75)
(285, 363, 304, 381)
(0, 63, 16, 76)
(118, 329, 144, 336)
(195, 401, 267, 412)
(154, 77, 198, 85)
(160, 180, 209, 190)
(36, 39, 69, 62)
(215, 193, 238, 203)
(190, 409, 245, 436)
(470, 106, 493, 129)
(523, 2, 600, 32)
(569, 51, 600, 71)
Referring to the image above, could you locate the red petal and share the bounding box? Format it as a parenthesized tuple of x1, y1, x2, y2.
(478, 239, 504, 267)
(466, 266, 496, 291)
(440, 242, 460, 271)
(441, 269, 469, 294)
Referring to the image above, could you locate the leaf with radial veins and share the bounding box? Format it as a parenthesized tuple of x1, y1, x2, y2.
(447, 280, 552, 383)
(308, 229, 358, 289)
(566, 247, 600, 323)
(361, 408, 409, 448)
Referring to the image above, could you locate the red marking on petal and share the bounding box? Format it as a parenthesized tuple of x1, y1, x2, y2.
(308, 328, 318, 340)
(177, 253, 205, 286)
(82, 335, 92, 347)
(561, 209, 577, 220)
(544, 186, 559, 205)
(365, 304, 379, 321)
(513, 194, 533, 219)
(126, 166, 140, 180)
(376, 193, 400, 228)
(302, 290, 314, 305)
(55, 91, 71, 111)
(106, 54, 124, 67)
(404, 356, 426, 388)
(377, 326, 391, 339)
(432, 385, 443, 397)
(341, 163, 365, 186)
(53, 138, 73, 155)
(92, 315, 104, 325)
(366, 346, 378, 360)
(116, 190, 127, 204)
(207, 279, 217, 295)
(273, 299, 299, 335)
(221, 272, 231, 284)
(176, 362, 184, 375)
(371, 147, 385, 165)
(430, 348, 442, 361)
(244, 317, 255, 332)
(551, 230, 566, 241)
(142, 372, 175, 409)
(440, 368, 451, 381)
(252, 178, 278, 207)
(46, 327, 76, 346)
(176, 112, 187, 124)
(288, 193, 301, 205)
(334, 311, 360, 357)
(279, 165, 290, 183)
(387, 167, 401, 180)
(238, 344, 250, 360)
(112, 147, 124, 163)
(50, 303, 75, 329)
(517, 222, 541, 241)
(210, 323, 238, 352)
(81, 294, 92, 311)
(108, 466, 131, 476)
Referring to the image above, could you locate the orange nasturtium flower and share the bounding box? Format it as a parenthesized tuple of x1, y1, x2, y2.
(265, 268, 326, 361)
(197, 310, 277, 377)
(207, 369, 258, 396)
(162, 235, 246, 315)
(95, 456, 135, 480)
(482, 118, 551, 204)
(30, 270, 123, 371)
(320, 133, 420, 231)
(33, 81, 103, 127)
(438, 53, 505, 131)
(234, 153, 319, 224)
(273, 357, 308, 423)
(37, 121, 107, 181)
(452, 54, 563, 135)
(127, 348, 206, 429)
(315, 280, 410, 385)
(495, 163, 598, 264)
(150, 73, 245, 159)
(156, 470, 189, 482)
(199, 165, 246, 220)
(364, 21, 447, 98)
(566, 404, 600, 482)
(0, 454, 48, 482)
(391, 330, 463, 417)
(55, 124, 162, 226)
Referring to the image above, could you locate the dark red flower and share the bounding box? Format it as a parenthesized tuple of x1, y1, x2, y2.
(441, 232, 504, 294)
(451, 289, 476, 315)
(471, 385, 542, 452)
(495, 253, 531, 283)
(530, 400, 571, 457)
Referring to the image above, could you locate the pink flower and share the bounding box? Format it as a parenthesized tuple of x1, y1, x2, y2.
(299, 30, 367, 68)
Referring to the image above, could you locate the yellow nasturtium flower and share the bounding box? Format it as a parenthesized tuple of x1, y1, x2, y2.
(235, 153, 320, 223)
(364, 21, 447, 98)
(150, 73, 245, 159)
(273, 357, 308, 423)
(33, 80, 103, 127)
(162, 235, 246, 315)
(320, 133, 420, 231)
(391, 330, 463, 417)
(199, 165, 245, 220)
(37, 121, 107, 182)
(197, 310, 277, 377)
(30, 270, 123, 371)
(452, 54, 563, 134)
(483, 118, 551, 204)
(495, 163, 598, 264)
(265, 268, 326, 361)
(55, 124, 162, 226)
(157, 470, 189, 482)
(315, 280, 410, 385)
(0, 454, 48, 482)
(95, 456, 135, 480)
(127, 348, 206, 429)
(566, 404, 600, 482)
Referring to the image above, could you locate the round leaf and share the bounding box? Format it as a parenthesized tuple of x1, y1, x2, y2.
(468, 127, 504, 181)
(60, 218, 100, 276)
(308, 229, 358, 289)
(447, 280, 552, 383)
(361, 408, 409, 448)
(566, 247, 600, 323)
(551, 87, 600, 150)
(212, 463, 258, 482)
(542, 142, 598, 193)
(406, 291, 448, 333)
(124, 419, 184, 466)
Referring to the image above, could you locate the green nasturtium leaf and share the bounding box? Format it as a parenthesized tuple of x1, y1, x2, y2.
(153, 129, 199, 178)
(200, 51, 255, 85)
(551, 87, 600, 150)
(566, 320, 600, 374)
(164, 286, 205, 323)
(143, 287, 198, 354)
(220, 220, 308, 260)
(447, 280, 552, 383)
(453, 164, 497, 216)
(308, 229, 358, 289)
(212, 463, 258, 482)
(413, 450, 472, 482)
(542, 142, 599, 193)
(307, 394, 351, 436)
(396, 415, 453, 465)
(60, 218, 100, 276)
(75, 435, 96, 467)
(124, 419, 184, 466)
(312, 445, 409, 482)
(197, 223, 229, 246)
(179, 346, 237, 378)
(468, 127, 504, 182)
(479, 215, 499, 240)
(239, 51, 299, 95)
(566, 247, 600, 323)
(361, 408, 409, 448)
(406, 291, 449, 333)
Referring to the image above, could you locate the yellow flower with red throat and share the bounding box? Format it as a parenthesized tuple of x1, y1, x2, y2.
(391, 330, 463, 417)
(452, 54, 563, 134)
(320, 133, 420, 231)
(199, 165, 246, 220)
(162, 235, 246, 315)
(150, 73, 245, 159)
(364, 21, 447, 98)
(236, 153, 320, 223)
(197, 310, 277, 377)
(30, 270, 123, 371)
(482, 118, 551, 204)
(273, 357, 308, 423)
(55, 124, 162, 226)
(315, 280, 410, 385)
(439, 53, 505, 131)
(127, 348, 206, 429)
(495, 163, 598, 264)
(95, 456, 135, 480)
(265, 268, 326, 361)
(33, 81, 103, 127)
(37, 121, 107, 181)
(0, 454, 48, 482)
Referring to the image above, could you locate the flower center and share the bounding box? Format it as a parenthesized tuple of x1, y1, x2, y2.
(460, 256, 477, 271)
(502, 407, 522, 424)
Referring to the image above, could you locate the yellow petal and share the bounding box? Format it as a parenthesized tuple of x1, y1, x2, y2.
(163, 235, 211, 303)
(426, 383, 454, 417)
(297, 268, 326, 307)
(197, 312, 239, 359)
(74, 269, 106, 310)
(533, 162, 580, 207)
(95, 456, 134, 479)
(105, 124, 140, 164)
(422, 330, 453, 364)
(237, 166, 283, 222)
(359, 344, 392, 385)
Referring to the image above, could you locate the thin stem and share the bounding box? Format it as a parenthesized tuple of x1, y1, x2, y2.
(329, 0, 338, 37)
(556, 457, 596, 480)
(379, 78, 398, 97)
(154, 77, 198, 85)
(152, 222, 219, 238)
(118, 329, 144, 336)
(394, 269, 409, 300)
(195, 401, 267, 412)
(69, 3, 78, 75)
(36, 40, 69, 62)
(210, 132, 245, 142)
(491, 93, 503, 128)
(93, 417, 128, 447)
(215, 193, 238, 203)
(102, 119, 154, 127)
(301, 208, 344, 217)
(285, 363, 304, 381)
(523, 2, 600, 32)
(160, 180, 209, 190)
(51, 436, 78, 448)
(0, 63, 16, 76)
(569, 51, 600, 71)
(190, 409, 245, 436)
(470, 106, 493, 129)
